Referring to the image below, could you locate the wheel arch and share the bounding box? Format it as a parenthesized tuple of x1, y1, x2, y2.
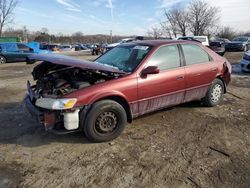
(0, 54, 7, 63)
(215, 75, 226, 93)
(95, 95, 133, 123)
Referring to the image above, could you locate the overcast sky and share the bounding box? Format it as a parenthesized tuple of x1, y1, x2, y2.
(12, 0, 250, 36)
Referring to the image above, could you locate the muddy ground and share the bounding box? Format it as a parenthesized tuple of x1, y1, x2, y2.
(0, 52, 250, 188)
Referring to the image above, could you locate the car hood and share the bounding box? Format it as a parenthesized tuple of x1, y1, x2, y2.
(228, 41, 245, 44)
(27, 54, 126, 75)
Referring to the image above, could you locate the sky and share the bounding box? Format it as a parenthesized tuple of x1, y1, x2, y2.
(11, 0, 250, 36)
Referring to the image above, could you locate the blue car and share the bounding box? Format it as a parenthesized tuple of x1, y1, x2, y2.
(0, 42, 50, 64)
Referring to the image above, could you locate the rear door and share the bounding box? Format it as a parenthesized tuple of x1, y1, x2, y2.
(137, 44, 186, 115)
(16, 43, 34, 61)
(181, 44, 218, 102)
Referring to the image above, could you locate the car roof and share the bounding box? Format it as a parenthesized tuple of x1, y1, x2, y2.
(122, 40, 199, 47)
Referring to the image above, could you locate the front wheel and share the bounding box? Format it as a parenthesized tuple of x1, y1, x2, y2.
(0, 56, 6, 64)
(202, 79, 225, 107)
(83, 100, 127, 142)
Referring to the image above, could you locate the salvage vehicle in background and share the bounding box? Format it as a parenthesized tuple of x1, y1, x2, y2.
(24, 40, 231, 142)
(225, 36, 250, 52)
(241, 50, 250, 72)
(209, 38, 230, 56)
(0, 43, 36, 64)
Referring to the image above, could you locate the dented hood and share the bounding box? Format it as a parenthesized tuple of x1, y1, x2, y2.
(28, 54, 126, 77)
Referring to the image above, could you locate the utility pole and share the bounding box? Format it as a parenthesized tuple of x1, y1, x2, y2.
(110, 30, 112, 43)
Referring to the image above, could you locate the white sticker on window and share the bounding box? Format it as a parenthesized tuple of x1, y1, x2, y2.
(133, 46, 149, 50)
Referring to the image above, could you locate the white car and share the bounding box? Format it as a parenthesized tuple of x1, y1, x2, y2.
(241, 50, 250, 72)
(177, 36, 209, 46)
(106, 38, 135, 49)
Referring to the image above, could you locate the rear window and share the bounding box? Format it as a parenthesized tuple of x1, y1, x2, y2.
(182, 44, 211, 65)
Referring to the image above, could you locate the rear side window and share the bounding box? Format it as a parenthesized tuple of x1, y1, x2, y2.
(182, 44, 210, 65)
(147, 45, 181, 71)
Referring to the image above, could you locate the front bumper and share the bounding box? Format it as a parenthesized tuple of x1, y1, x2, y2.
(24, 94, 43, 123)
(24, 81, 83, 133)
(226, 45, 244, 51)
(241, 59, 250, 72)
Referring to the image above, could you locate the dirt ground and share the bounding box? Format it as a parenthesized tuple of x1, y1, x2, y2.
(0, 52, 250, 188)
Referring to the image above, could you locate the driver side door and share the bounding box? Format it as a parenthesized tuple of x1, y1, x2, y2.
(137, 45, 186, 115)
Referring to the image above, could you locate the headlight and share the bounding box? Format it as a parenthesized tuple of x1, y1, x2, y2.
(35, 98, 77, 110)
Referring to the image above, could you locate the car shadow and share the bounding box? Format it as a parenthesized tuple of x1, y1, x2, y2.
(0, 99, 226, 148)
(0, 102, 93, 147)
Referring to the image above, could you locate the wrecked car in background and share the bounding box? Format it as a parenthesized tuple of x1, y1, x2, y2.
(24, 40, 231, 142)
(241, 50, 250, 72)
(209, 38, 230, 56)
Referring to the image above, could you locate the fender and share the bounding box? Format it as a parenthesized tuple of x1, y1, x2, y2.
(88, 90, 129, 105)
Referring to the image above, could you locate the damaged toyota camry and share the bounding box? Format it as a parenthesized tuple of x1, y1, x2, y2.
(24, 40, 231, 142)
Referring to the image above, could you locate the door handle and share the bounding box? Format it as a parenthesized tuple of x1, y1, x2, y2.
(211, 67, 217, 72)
(194, 73, 201, 76)
(176, 75, 184, 80)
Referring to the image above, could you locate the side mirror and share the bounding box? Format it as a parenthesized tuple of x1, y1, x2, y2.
(141, 66, 160, 76)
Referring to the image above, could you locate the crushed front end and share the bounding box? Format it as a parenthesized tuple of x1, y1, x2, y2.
(24, 80, 83, 133)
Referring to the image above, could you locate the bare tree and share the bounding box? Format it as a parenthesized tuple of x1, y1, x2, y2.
(164, 8, 189, 37)
(216, 26, 236, 40)
(0, 0, 18, 36)
(160, 22, 173, 39)
(40, 27, 49, 34)
(188, 0, 220, 36)
(147, 27, 163, 39)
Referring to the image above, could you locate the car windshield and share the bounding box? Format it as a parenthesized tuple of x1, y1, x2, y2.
(95, 44, 152, 73)
(233, 37, 248, 42)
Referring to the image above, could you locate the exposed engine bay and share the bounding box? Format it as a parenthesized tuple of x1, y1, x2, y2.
(32, 61, 120, 98)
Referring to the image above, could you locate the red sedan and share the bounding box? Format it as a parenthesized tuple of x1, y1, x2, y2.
(24, 40, 231, 142)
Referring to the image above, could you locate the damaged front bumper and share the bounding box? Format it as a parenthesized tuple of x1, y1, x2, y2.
(24, 81, 84, 134)
(24, 94, 43, 124)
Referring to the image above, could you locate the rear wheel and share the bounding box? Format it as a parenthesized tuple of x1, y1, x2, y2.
(202, 79, 224, 107)
(83, 100, 127, 142)
(0, 56, 6, 64)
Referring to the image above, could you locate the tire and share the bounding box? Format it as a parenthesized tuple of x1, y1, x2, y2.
(0, 56, 6, 64)
(202, 79, 225, 107)
(83, 100, 127, 142)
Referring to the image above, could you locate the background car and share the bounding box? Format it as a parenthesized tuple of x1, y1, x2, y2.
(209, 38, 230, 56)
(177, 36, 209, 46)
(225, 36, 250, 52)
(241, 50, 250, 72)
(105, 38, 135, 51)
(0, 43, 35, 64)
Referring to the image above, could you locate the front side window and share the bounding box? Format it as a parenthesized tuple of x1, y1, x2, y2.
(95, 44, 152, 73)
(182, 44, 210, 65)
(147, 45, 181, 71)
